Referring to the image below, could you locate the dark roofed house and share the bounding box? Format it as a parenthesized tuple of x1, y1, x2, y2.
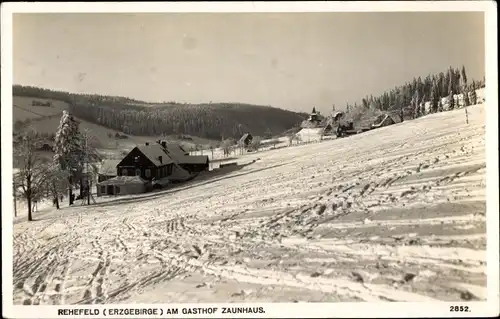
(116, 142, 175, 181)
(158, 140, 209, 173)
(239, 133, 253, 147)
(176, 155, 209, 173)
(99, 141, 203, 194)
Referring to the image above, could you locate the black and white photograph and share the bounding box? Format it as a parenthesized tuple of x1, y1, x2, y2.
(2, 2, 498, 318)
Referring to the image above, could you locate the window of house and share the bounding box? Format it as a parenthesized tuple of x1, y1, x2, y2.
(122, 168, 127, 176)
(135, 169, 141, 176)
(101, 186, 106, 194)
(116, 186, 120, 194)
(145, 169, 151, 178)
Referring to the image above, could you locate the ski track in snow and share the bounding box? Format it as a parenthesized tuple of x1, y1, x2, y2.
(13, 105, 487, 304)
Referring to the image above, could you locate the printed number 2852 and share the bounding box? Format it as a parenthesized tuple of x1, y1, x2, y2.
(450, 306, 470, 312)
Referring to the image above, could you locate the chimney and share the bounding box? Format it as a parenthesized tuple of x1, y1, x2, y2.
(158, 156, 163, 164)
(145, 142, 149, 146)
(161, 141, 167, 149)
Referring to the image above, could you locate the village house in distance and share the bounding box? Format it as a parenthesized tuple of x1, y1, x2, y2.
(97, 140, 209, 196)
(239, 132, 253, 147)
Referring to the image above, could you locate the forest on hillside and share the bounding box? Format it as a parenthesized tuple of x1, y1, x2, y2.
(342, 65, 485, 123)
(13, 65, 484, 140)
(12, 85, 308, 140)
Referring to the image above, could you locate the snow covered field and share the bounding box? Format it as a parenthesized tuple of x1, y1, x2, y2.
(12, 103, 487, 304)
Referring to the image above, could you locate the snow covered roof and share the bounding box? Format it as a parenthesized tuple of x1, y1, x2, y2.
(295, 128, 324, 141)
(160, 143, 207, 165)
(333, 111, 345, 121)
(163, 143, 189, 161)
(98, 159, 120, 175)
(371, 114, 395, 128)
(98, 176, 147, 186)
(135, 144, 175, 167)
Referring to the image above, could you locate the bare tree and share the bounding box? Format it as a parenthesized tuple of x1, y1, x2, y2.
(13, 128, 49, 221)
(221, 139, 233, 157)
(45, 164, 70, 210)
(209, 144, 215, 159)
(264, 128, 272, 139)
(272, 138, 279, 149)
(13, 180, 18, 217)
(80, 129, 102, 204)
(288, 132, 303, 146)
(237, 138, 245, 155)
(250, 136, 262, 152)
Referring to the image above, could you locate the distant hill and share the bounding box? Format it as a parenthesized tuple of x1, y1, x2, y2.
(13, 85, 309, 141)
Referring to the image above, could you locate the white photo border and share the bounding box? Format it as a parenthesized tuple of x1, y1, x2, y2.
(2, 1, 498, 318)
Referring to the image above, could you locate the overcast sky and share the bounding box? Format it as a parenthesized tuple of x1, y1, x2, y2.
(13, 12, 485, 113)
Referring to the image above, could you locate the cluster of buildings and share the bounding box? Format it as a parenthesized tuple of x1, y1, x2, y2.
(96, 140, 209, 197)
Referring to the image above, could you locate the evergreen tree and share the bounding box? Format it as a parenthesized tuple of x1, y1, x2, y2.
(412, 91, 419, 118)
(362, 98, 369, 109)
(470, 86, 477, 105)
(430, 80, 439, 113)
(53, 111, 85, 205)
(461, 65, 468, 88)
(419, 102, 425, 117)
(437, 72, 446, 98)
(463, 86, 471, 107)
(448, 91, 455, 110)
(455, 68, 461, 91)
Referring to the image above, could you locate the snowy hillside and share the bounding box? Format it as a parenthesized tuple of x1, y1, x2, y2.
(12, 103, 486, 304)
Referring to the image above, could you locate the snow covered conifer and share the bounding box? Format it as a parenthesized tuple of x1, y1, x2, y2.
(430, 81, 439, 113)
(462, 86, 471, 107)
(448, 91, 455, 110)
(53, 111, 84, 204)
(470, 86, 477, 105)
(461, 65, 468, 88)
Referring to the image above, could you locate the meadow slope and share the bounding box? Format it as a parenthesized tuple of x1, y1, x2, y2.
(12, 103, 487, 304)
